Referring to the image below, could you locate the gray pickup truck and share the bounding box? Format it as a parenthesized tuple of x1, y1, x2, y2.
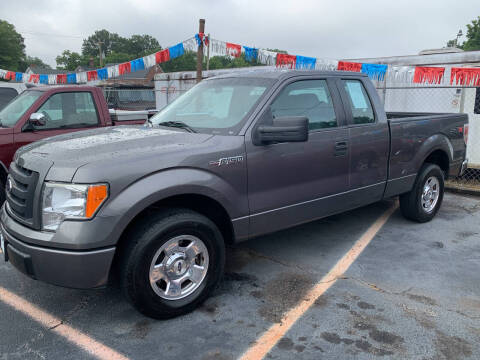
(0, 70, 468, 319)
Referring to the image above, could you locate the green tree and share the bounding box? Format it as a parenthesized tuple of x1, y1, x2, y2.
(20, 56, 51, 71)
(0, 20, 26, 71)
(125, 35, 161, 58)
(56, 50, 88, 71)
(161, 51, 197, 72)
(81, 29, 125, 57)
(462, 16, 480, 51)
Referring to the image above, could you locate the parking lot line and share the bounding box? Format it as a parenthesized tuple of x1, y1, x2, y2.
(239, 203, 398, 360)
(0, 286, 129, 360)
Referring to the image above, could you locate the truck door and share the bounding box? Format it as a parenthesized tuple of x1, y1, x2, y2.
(14, 91, 101, 149)
(336, 77, 389, 206)
(245, 77, 350, 237)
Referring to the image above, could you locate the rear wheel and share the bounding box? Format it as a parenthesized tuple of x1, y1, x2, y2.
(400, 163, 444, 222)
(118, 208, 225, 319)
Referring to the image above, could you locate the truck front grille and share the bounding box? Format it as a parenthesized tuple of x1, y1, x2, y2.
(6, 162, 39, 227)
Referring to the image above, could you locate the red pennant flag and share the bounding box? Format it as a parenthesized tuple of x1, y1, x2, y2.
(5, 71, 15, 80)
(87, 70, 98, 81)
(276, 54, 297, 69)
(118, 62, 131, 75)
(29, 74, 39, 83)
(413, 66, 445, 84)
(155, 49, 170, 63)
(56, 74, 67, 84)
(450, 67, 480, 86)
(337, 61, 362, 72)
(226, 43, 241, 57)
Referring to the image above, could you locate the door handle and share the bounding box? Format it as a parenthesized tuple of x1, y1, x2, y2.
(334, 141, 348, 156)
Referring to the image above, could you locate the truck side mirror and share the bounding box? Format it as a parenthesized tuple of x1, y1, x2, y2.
(256, 116, 309, 145)
(23, 113, 47, 131)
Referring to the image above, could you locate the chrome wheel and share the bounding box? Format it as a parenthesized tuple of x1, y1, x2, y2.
(421, 176, 440, 213)
(149, 235, 209, 301)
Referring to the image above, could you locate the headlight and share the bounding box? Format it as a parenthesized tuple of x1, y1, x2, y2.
(42, 182, 108, 231)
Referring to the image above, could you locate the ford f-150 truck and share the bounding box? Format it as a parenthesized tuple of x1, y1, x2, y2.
(0, 86, 146, 203)
(0, 70, 468, 319)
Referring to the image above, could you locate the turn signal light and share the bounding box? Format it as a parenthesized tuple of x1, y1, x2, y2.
(86, 184, 108, 218)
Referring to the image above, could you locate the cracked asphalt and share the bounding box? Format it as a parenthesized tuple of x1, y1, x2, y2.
(0, 192, 479, 359)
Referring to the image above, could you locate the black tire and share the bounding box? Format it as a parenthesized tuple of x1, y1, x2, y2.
(0, 179, 5, 205)
(400, 163, 444, 223)
(118, 208, 225, 319)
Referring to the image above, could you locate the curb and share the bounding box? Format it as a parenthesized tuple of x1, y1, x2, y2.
(445, 183, 480, 197)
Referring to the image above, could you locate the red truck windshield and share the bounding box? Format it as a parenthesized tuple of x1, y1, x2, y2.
(150, 78, 274, 135)
(0, 90, 43, 128)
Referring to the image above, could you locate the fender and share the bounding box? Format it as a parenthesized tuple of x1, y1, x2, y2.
(414, 133, 453, 172)
(97, 167, 249, 245)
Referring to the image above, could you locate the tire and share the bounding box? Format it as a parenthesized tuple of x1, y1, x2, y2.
(0, 179, 5, 205)
(400, 163, 444, 223)
(118, 208, 225, 319)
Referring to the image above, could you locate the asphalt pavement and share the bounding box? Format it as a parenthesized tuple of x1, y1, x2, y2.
(0, 192, 479, 360)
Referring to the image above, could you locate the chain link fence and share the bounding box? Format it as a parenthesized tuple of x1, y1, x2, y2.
(376, 84, 480, 191)
(102, 88, 156, 111)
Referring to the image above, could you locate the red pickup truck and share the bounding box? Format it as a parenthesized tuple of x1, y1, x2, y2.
(0, 86, 146, 203)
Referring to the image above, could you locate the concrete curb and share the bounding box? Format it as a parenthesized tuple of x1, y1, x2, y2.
(445, 183, 480, 197)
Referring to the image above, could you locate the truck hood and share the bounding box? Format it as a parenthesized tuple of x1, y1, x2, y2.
(16, 126, 214, 181)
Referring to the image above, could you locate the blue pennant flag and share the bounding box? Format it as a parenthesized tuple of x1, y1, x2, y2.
(15, 72, 23, 82)
(295, 56, 316, 70)
(361, 63, 387, 81)
(97, 68, 108, 80)
(67, 73, 77, 84)
(168, 43, 185, 59)
(243, 46, 258, 62)
(195, 33, 202, 47)
(130, 59, 145, 72)
(39, 75, 48, 84)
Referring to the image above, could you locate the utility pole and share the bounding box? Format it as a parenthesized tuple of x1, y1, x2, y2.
(206, 33, 211, 71)
(97, 42, 104, 67)
(196, 19, 205, 83)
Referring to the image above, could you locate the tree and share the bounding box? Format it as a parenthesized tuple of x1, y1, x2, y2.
(446, 16, 480, 50)
(462, 16, 480, 51)
(56, 50, 88, 71)
(81, 29, 125, 57)
(20, 56, 51, 71)
(125, 35, 161, 58)
(0, 20, 26, 72)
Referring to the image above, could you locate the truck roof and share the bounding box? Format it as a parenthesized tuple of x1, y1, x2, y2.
(26, 85, 99, 92)
(207, 69, 368, 81)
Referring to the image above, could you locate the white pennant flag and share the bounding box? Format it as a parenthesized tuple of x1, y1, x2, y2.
(209, 39, 227, 57)
(76, 72, 87, 83)
(258, 49, 277, 66)
(183, 37, 198, 53)
(315, 59, 338, 71)
(107, 65, 120, 79)
(143, 54, 156, 68)
(0, 69, 6, 79)
(388, 66, 415, 84)
(48, 74, 57, 84)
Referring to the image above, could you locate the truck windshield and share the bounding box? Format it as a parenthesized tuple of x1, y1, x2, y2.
(0, 90, 42, 128)
(150, 77, 274, 135)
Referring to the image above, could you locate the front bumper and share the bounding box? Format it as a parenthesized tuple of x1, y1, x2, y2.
(0, 216, 116, 289)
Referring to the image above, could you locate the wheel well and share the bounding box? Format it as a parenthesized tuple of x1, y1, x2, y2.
(424, 150, 449, 176)
(120, 194, 235, 246)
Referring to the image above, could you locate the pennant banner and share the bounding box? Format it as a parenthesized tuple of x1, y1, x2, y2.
(388, 66, 415, 83)
(337, 61, 362, 72)
(295, 55, 316, 70)
(413, 66, 445, 84)
(450, 67, 480, 86)
(361, 63, 387, 81)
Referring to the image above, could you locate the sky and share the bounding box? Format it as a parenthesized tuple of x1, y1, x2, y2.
(1, 0, 479, 68)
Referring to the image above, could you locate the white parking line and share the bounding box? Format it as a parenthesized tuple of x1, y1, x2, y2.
(239, 203, 398, 360)
(0, 287, 129, 360)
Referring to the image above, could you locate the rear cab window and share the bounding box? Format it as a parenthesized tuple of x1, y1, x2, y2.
(270, 79, 338, 131)
(342, 80, 375, 125)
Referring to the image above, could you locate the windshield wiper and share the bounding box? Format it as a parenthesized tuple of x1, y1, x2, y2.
(157, 121, 197, 133)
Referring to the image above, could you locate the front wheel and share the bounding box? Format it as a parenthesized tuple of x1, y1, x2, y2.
(118, 208, 225, 319)
(400, 163, 444, 223)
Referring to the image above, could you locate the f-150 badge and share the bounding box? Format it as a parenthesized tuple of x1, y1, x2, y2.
(209, 155, 244, 167)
